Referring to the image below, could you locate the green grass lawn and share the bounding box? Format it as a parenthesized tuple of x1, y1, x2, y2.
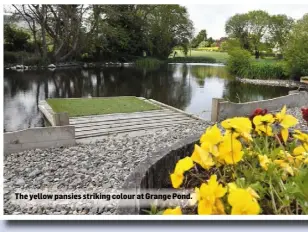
(46, 96, 160, 117)
(171, 50, 229, 63)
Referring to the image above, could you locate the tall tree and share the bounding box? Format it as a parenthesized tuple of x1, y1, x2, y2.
(284, 14, 308, 78)
(147, 5, 193, 58)
(191, 29, 207, 48)
(225, 10, 270, 58)
(246, 10, 270, 58)
(225, 13, 250, 50)
(268, 14, 294, 55)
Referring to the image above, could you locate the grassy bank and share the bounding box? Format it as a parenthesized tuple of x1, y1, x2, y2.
(47, 96, 160, 117)
(170, 50, 229, 63)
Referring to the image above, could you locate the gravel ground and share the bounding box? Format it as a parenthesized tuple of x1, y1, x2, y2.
(236, 77, 308, 89)
(4, 121, 212, 215)
(286, 107, 308, 131)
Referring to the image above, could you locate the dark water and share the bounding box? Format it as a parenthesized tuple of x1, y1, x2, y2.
(4, 63, 292, 132)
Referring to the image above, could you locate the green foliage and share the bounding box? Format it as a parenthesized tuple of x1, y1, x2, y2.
(227, 48, 289, 79)
(4, 24, 31, 51)
(283, 14, 308, 79)
(135, 57, 163, 69)
(226, 48, 251, 74)
(242, 61, 289, 79)
(225, 13, 250, 50)
(191, 29, 207, 48)
(221, 39, 242, 52)
(225, 10, 280, 59)
(198, 40, 209, 48)
(268, 14, 294, 53)
(4, 51, 43, 66)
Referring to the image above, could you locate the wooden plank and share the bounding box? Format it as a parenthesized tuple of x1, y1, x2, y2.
(75, 120, 195, 139)
(148, 99, 208, 122)
(75, 119, 195, 136)
(72, 114, 191, 127)
(69, 109, 173, 121)
(74, 117, 196, 132)
(70, 111, 182, 124)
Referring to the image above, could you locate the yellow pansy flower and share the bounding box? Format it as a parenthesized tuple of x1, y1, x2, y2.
(170, 156, 194, 188)
(274, 106, 298, 142)
(207, 175, 227, 198)
(200, 124, 222, 145)
(253, 114, 275, 136)
(293, 130, 308, 144)
(218, 135, 244, 164)
(228, 187, 260, 215)
(293, 144, 308, 156)
(201, 141, 220, 157)
(258, 155, 271, 171)
(163, 206, 182, 215)
(191, 144, 215, 170)
(197, 184, 216, 215)
(274, 159, 294, 176)
(193, 175, 227, 215)
(221, 117, 252, 141)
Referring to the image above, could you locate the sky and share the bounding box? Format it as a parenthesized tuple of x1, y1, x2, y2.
(185, 4, 308, 38)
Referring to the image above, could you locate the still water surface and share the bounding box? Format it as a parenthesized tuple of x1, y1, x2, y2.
(4, 63, 292, 132)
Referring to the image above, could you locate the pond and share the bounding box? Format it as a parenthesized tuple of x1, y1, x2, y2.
(4, 63, 293, 132)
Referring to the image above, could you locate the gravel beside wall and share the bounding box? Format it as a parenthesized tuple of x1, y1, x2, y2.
(236, 77, 308, 89)
(4, 121, 212, 215)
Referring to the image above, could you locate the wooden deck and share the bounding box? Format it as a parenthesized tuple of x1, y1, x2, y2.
(39, 97, 207, 140)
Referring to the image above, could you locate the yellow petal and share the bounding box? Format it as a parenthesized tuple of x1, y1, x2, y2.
(246, 187, 260, 199)
(163, 206, 182, 215)
(170, 172, 184, 189)
(192, 144, 215, 169)
(200, 124, 222, 145)
(198, 199, 213, 215)
(213, 199, 225, 215)
(293, 146, 306, 156)
(174, 156, 194, 173)
(280, 115, 298, 128)
(281, 128, 289, 143)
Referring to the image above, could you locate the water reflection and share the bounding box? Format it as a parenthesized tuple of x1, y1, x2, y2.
(4, 64, 292, 132)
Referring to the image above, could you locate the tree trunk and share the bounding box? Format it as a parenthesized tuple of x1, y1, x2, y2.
(41, 6, 48, 63)
(255, 49, 260, 59)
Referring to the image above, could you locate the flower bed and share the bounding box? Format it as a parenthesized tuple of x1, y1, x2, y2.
(162, 106, 308, 215)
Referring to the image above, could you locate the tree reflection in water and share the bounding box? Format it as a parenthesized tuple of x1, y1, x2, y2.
(4, 64, 291, 132)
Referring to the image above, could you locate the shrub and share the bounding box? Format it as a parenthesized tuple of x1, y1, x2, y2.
(135, 57, 163, 69)
(242, 61, 289, 80)
(4, 51, 44, 66)
(161, 106, 308, 215)
(4, 51, 18, 63)
(284, 14, 308, 79)
(227, 48, 289, 79)
(226, 48, 251, 75)
(4, 24, 31, 51)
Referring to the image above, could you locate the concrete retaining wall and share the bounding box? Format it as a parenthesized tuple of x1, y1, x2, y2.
(4, 126, 76, 154)
(212, 91, 308, 122)
(118, 134, 200, 215)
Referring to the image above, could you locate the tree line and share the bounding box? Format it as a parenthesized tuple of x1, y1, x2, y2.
(5, 4, 194, 63)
